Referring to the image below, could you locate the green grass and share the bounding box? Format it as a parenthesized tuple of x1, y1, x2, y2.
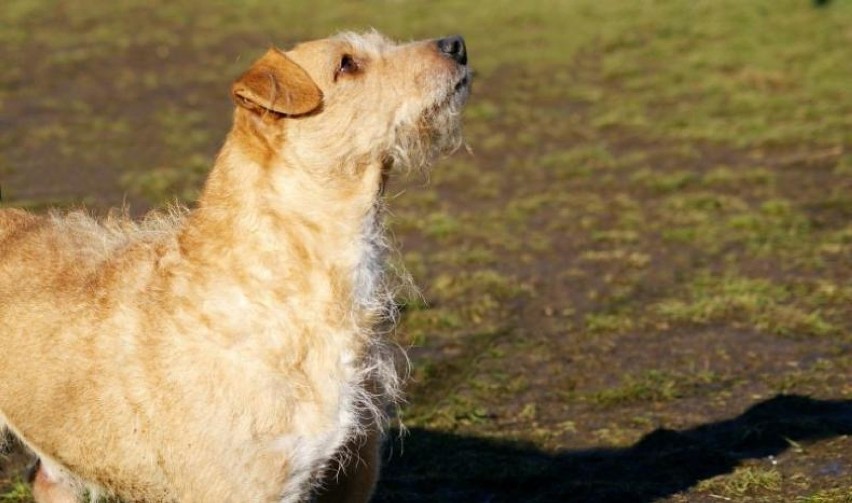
(797, 488, 852, 503)
(589, 369, 722, 406)
(0, 479, 30, 503)
(655, 274, 838, 337)
(698, 465, 783, 497)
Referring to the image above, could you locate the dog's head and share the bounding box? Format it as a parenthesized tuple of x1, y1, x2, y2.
(230, 31, 471, 176)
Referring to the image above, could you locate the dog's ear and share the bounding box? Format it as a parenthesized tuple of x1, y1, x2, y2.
(231, 49, 322, 116)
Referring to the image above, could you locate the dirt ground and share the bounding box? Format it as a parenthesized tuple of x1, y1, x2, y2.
(1, 1, 850, 502)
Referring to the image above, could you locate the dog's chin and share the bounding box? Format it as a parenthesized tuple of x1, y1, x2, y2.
(384, 72, 469, 176)
(385, 117, 463, 176)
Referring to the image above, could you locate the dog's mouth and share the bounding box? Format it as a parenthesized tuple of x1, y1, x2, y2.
(452, 67, 472, 98)
(434, 66, 471, 113)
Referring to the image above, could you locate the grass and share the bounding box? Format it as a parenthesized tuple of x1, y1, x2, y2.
(588, 369, 725, 406)
(0, 479, 30, 503)
(655, 273, 838, 337)
(1, 0, 851, 502)
(797, 489, 852, 503)
(697, 465, 783, 498)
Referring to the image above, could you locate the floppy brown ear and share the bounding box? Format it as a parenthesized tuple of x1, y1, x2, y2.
(231, 48, 322, 116)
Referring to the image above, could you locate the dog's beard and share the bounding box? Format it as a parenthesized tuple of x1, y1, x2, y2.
(387, 81, 468, 175)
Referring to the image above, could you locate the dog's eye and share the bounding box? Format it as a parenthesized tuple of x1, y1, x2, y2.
(338, 54, 359, 76)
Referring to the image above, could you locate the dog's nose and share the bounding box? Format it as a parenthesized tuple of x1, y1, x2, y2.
(437, 35, 467, 65)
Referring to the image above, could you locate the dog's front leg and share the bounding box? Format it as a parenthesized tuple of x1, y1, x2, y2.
(314, 424, 382, 503)
(28, 460, 78, 503)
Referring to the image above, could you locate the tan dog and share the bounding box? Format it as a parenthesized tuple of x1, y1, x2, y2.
(0, 31, 470, 502)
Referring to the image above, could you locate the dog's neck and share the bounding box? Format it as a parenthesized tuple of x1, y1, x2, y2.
(178, 115, 387, 328)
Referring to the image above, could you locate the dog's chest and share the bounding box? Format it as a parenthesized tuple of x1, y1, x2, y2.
(174, 210, 389, 501)
(352, 208, 388, 315)
(277, 213, 388, 499)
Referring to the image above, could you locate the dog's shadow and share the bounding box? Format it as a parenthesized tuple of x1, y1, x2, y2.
(375, 394, 852, 502)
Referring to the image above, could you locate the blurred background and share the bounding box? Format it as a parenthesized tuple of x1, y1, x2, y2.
(1, 1, 850, 501)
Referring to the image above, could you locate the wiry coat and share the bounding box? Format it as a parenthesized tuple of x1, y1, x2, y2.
(0, 31, 470, 503)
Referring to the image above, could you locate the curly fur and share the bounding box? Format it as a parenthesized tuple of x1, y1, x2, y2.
(0, 31, 469, 503)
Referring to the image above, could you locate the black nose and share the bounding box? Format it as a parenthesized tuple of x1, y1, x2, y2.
(437, 35, 467, 65)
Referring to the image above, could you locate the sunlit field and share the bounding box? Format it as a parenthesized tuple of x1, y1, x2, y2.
(1, 1, 850, 501)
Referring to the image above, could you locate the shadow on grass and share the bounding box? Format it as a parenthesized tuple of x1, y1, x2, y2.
(375, 395, 852, 502)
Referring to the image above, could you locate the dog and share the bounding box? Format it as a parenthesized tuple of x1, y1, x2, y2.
(0, 31, 470, 502)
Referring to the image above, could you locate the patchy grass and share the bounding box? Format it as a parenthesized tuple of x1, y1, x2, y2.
(588, 369, 724, 406)
(697, 465, 783, 498)
(2, 0, 851, 502)
(0, 479, 30, 503)
(655, 274, 838, 337)
(797, 488, 852, 503)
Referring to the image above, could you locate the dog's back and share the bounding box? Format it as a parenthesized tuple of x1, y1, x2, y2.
(0, 208, 39, 243)
(1, 209, 183, 279)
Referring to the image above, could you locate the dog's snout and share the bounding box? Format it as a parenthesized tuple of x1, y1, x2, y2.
(437, 35, 467, 65)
